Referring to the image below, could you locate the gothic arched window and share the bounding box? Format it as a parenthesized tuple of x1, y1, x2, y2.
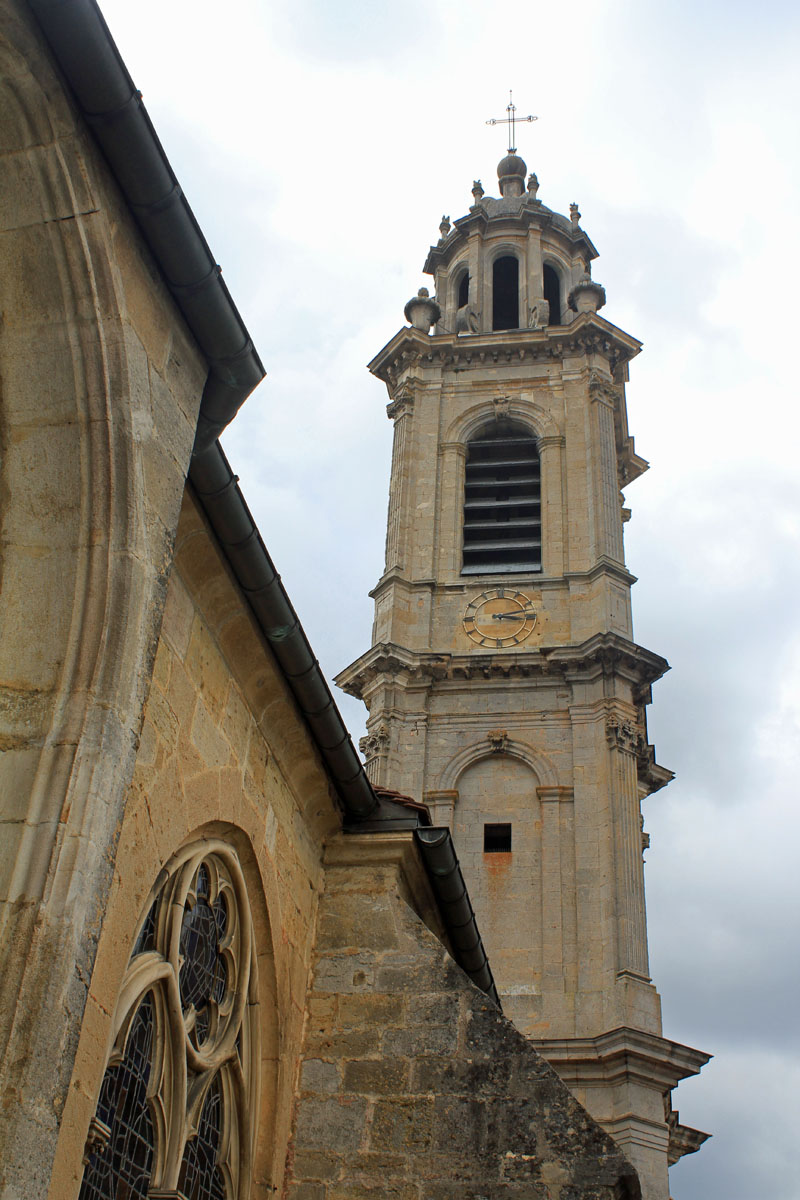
(543, 264, 562, 325)
(80, 842, 259, 1200)
(492, 256, 519, 330)
(462, 420, 541, 575)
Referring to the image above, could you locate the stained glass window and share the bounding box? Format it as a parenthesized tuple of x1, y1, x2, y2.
(178, 1077, 227, 1200)
(80, 995, 154, 1200)
(133, 898, 158, 955)
(180, 864, 228, 1044)
(79, 845, 257, 1199)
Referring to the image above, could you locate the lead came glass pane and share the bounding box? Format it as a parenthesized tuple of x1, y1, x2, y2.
(79, 994, 155, 1200)
(178, 1076, 227, 1200)
(179, 865, 228, 1039)
(132, 898, 158, 956)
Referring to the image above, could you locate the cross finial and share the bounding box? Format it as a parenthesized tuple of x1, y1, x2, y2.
(486, 90, 538, 154)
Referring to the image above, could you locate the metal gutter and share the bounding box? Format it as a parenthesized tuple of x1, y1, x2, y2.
(189, 440, 378, 820)
(27, 0, 264, 454)
(414, 828, 501, 1008)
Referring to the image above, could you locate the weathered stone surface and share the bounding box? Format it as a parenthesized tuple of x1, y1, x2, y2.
(295, 1097, 368, 1153)
(286, 834, 640, 1200)
(333, 138, 712, 1200)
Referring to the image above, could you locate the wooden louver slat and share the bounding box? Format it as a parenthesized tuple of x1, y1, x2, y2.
(462, 424, 541, 575)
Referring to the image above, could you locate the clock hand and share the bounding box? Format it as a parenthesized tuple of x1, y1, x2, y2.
(491, 610, 537, 621)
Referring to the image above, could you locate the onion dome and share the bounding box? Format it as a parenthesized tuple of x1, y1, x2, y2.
(497, 152, 527, 198)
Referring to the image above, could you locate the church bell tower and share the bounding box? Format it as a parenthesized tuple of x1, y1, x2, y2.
(336, 147, 709, 1200)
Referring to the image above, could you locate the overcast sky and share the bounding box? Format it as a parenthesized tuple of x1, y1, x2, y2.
(95, 1, 800, 1195)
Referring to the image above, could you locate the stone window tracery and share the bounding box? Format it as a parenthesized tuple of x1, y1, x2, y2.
(80, 842, 259, 1200)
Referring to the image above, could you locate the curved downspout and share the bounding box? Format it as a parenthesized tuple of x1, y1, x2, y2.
(415, 828, 501, 1007)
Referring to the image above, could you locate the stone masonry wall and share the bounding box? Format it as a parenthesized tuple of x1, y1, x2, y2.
(49, 492, 342, 1199)
(285, 834, 641, 1200)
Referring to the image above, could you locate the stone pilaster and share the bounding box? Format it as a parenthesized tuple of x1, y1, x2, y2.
(606, 715, 650, 981)
(590, 376, 624, 564)
(538, 786, 576, 1006)
(538, 433, 566, 577)
(384, 386, 415, 572)
(436, 441, 467, 578)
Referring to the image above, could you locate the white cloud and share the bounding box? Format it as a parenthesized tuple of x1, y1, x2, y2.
(96, 2, 800, 1195)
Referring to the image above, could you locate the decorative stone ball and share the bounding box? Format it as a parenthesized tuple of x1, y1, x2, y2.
(497, 153, 527, 198)
(497, 153, 527, 180)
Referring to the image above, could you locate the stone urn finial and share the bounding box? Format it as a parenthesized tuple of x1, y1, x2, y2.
(471, 179, 484, 204)
(527, 172, 539, 198)
(439, 214, 451, 239)
(404, 287, 441, 332)
(570, 202, 581, 227)
(568, 268, 606, 315)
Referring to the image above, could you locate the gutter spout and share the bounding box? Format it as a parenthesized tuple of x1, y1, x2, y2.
(415, 828, 501, 1008)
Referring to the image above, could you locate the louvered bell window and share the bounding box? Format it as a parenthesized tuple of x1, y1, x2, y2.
(462, 423, 541, 575)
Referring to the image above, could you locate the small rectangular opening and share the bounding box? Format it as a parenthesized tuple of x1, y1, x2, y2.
(483, 823, 512, 853)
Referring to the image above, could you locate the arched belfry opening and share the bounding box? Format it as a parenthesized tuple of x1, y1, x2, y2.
(456, 270, 469, 310)
(492, 256, 519, 331)
(543, 264, 561, 326)
(462, 419, 541, 574)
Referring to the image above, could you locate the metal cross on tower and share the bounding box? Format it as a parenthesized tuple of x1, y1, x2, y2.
(486, 90, 537, 154)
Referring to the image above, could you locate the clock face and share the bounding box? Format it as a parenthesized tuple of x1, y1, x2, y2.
(463, 588, 537, 647)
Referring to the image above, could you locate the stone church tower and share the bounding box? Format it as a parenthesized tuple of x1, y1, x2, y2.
(337, 150, 709, 1199)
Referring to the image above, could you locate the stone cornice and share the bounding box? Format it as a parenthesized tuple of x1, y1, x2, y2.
(564, 556, 637, 589)
(533, 1026, 711, 1092)
(368, 314, 643, 391)
(422, 198, 599, 274)
(335, 633, 670, 700)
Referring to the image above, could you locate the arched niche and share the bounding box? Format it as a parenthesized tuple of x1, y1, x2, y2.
(449, 753, 545, 1001)
(438, 737, 559, 792)
(444, 398, 559, 447)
